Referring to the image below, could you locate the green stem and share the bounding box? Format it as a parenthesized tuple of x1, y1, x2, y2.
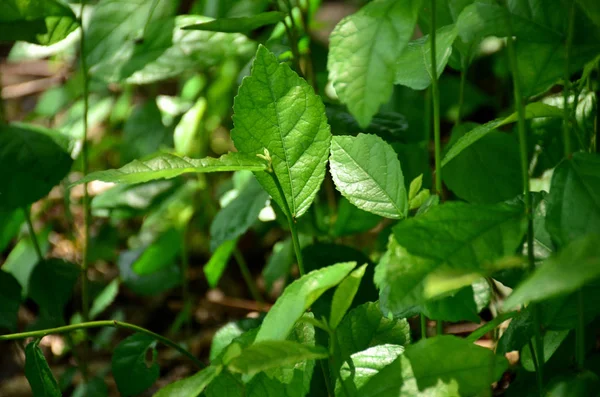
(233, 248, 264, 304)
(180, 230, 191, 337)
(23, 207, 43, 261)
(562, 2, 575, 156)
(277, 0, 303, 76)
(456, 53, 470, 126)
(466, 311, 518, 343)
(430, 0, 442, 198)
(436, 321, 443, 336)
(577, 289, 586, 369)
(505, 28, 544, 393)
(0, 320, 204, 369)
(268, 170, 305, 276)
(420, 314, 427, 339)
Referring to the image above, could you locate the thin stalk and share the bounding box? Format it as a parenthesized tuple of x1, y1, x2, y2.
(23, 207, 43, 260)
(268, 170, 305, 276)
(466, 311, 518, 343)
(430, 0, 442, 198)
(456, 57, 469, 126)
(562, 2, 575, 156)
(506, 29, 544, 393)
(420, 314, 427, 339)
(180, 231, 191, 337)
(276, 0, 302, 76)
(528, 340, 542, 391)
(0, 320, 204, 369)
(233, 248, 264, 305)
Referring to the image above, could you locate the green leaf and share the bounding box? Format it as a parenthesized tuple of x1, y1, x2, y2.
(181, 11, 285, 33)
(228, 341, 328, 376)
(393, 201, 527, 270)
(577, 0, 600, 26)
(72, 377, 108, 397)
(546, 371, 600, 396)
(330, 134, 407, 219)
(174, 98, 207, 157)
(330, 264, 367, 330)
(336, 302, 411, 362)
(520, 330, 570, 372)
(0, 270, 22, 330)
(0, 123, 73, 211)
(0, 210, 24, 252)
(497, 308, 534, 355)
(28, 259, 79, 320)
(204, 239, 237, 288)
(404, 335, 508, 395)
(0, 0, 78, 45)
(210, 318, 262, 362)
(443, 123, 522, 204)
(546, 153, 600, 248)
(327, 0, 422, 127)
(2, 228, 50, 296)
(132, 228, 182, 275)
(84, 0, 176, 70)
(154, 366, 221, 397)
(332, 197, 382, 237)
(118, 248, 181, 296)
(395, 25, 458, 90)
(24, 340, 61, 397)
(335, 344, 406, 397)
(262, 238, 294, 292)
(255, 262, 356, 342)
(441, 102, 562, 167)
(423, 281, 490, 323)
(89, 279, 119, 320)
(75, 152, 267, 185)
(112, 333, 160, 397)
(121, 100, 171, 163)
(210, 176, 269, 252)
(232, 45, 331, 219)
(504, 235, 600, 309)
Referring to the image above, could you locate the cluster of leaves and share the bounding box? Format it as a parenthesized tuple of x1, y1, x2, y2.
(1, 0, 600, 396)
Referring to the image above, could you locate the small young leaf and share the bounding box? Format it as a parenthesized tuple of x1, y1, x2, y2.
(24, 340, 61, 397)
(0, 123, 73, 211)
(181, 11, 285, 33)
(204, 239, 237, 288)
(210, 176, 269, 252)
(395, 25, 458, 90)
(546, 153, 600, 248)
(28, 259, 79, 320)
(89, 279, 119, 320)
(232, 45, 331, 219)
(404, 335, 508, 395)
(330, 134, 407, 219)
(153, 366, 221, 397)
(112, 333, 160, 397)
(504, 235, 600, 309)
(228, 341, 328, 376)
(75, 152, 267, 185)
(441, 102, 563, 167)
(328, 0, 422, 127)
(329, 264, 367, 330)
(0, 270, 22, 330)
(255, 262, 356, 342)
(408, 175, 423, 201)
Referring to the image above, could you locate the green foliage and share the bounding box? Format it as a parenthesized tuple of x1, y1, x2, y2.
(181, 11, 285, 33)
(154, 366, 221, 397)
(0, 270, 22, 330)
(24, 340, 61, 397)
(330, 264, 367, 330)
(29, 259, 79, 321)
(112, 333, 160, 396)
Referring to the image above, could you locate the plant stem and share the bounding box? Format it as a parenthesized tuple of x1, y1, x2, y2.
(277, 0, 303, 76)
(268, 170, 306, 276)
(436, 321, 443, 335)
(420, 314, 427, 339)
(23, 207, 43, 261)
(505, 30, 544, 393)
(562, 2, 575, 156)
(233, 248, 264, 305)
(466, 311, 518, 343)
(577, 289, 586, 369)
(180, 230, 191, 338)
(430, 0, 442, 198)
(0, 320, 204, 369)
(456, 54, 470, 126)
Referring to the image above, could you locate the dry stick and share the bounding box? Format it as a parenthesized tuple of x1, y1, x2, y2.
(505, 32, 544, 397)
(0, 320, 204, 369)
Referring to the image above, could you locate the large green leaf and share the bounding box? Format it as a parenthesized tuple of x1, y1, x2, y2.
(545, 153, 600, 248)
(181, 11, 285, 33)
(328, 0, 421, 127)
(395, 25, 458, 90)
(24, 340, 61, 397)
(0, 0, 78, 45)
(112, 333, 160, 397)
(28, 259, 79, 320)
(335, 302, 411, 363)
(0, 123, 73, 211)
(0, 270, 22, 330)
(504, 235, 600, 309)
(255, 262, 356, 342)
(443, 123, 521, 204)
(84, 0, 176, 70)
(404, 335, 507, 395)
(210, 176, 269, 252)
(153, 366, 221, 397)
(232, 45, 331, 219)
(577, 0, 600, 26)
(393, 201, 527, 270)
(228, 341, 328, 376)
(329, 134, 407, 219)
(329, 264, 367, 330)
(75, 152, 267, 185)
(441, 102, 562, 167)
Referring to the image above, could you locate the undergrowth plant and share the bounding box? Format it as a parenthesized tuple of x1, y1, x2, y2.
(1, 0, 599, 396)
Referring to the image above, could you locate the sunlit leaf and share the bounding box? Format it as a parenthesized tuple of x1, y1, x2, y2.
(153, 366, 221, 397)
(181, 11, 285, 33)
